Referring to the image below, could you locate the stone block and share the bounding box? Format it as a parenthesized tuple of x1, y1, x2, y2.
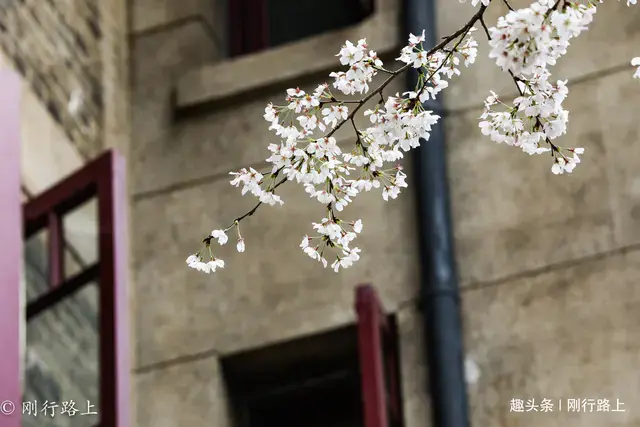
(462, 248, 640, 426)
(131, 72, 407, 196)
(131, 20, 221, 186)
(396, 305, 432, 427)
(593, 70, 640, 247)
(135, 357, 232, 427)
(131, 0, 225, 47)
(132, 166, 419, 367)
(446, 73, 617, 285)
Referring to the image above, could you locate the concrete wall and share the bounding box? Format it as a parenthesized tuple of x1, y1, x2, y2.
(129, 0, 431, 426)
(437, 1, 640, 426)
(56, 0, 640, 425)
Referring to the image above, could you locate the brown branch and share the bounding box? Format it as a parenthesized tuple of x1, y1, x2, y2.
(200, 4, 492, 243)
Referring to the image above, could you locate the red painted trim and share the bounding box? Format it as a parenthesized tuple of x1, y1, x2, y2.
(27, 263, 99, 320)
(23, 175, 95, 239)
(0, 68, 22, 427)
(97, 151, 130, 427)
(356, 285, 389, 427)
(21, 151, 130, 427)
(48, 212, 64, 288)
(356, 285, 405, 427)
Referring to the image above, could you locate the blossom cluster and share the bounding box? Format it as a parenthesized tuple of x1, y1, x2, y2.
(187, 0, 640, 274)
(478, 67, 583, 174)
(186, 29, 478, 273)
(472, 0, 638, 174)
(487, 1, 596, 77)
(477, 1, 594, 174)
(397, 29, 478, 102)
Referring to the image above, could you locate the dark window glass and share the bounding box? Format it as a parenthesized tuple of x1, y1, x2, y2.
(22, 198, 100, 427)
(229, 0, 374, 57)
(267, 0, 372, 48)
(222, 325, 364, 427)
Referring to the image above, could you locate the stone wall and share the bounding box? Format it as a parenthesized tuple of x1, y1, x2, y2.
(0, 0, 103, 159)
(437, 1, 640, 426)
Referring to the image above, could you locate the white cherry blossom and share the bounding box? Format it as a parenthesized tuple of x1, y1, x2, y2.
(211, 229, 228, 245)
(459, 0, 490, 6)
(188, 0, 640, 274)
(632, 57, 640, 79)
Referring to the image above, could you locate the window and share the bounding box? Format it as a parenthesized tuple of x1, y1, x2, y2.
(23, 200, 100, 427)
(222, 325, 364, 427)
(20, 151, 130, 427)
(229, 0, 375, 57)
(222, 285, 403, 427)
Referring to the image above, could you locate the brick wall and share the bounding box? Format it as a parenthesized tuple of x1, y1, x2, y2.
(0, 0, 103, 159)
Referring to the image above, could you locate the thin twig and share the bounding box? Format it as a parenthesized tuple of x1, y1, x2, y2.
(502, 0, 514, 11)
(479, 16, 491, 39)
(201, 5, 492, 242)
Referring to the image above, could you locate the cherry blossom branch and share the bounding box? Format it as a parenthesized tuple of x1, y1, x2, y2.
(188, 4, 490, 273)
(415, 21, 480, 100)
(199, 7, 490, 246)
(473, 0, 608, 170)
(479, 16, 491, 39)
(188, 0, 640, 274)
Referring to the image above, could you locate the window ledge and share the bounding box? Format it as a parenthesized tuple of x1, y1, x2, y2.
(175, 1, 398, 111)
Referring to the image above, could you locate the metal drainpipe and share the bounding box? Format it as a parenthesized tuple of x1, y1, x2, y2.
(402, 0, 471, 426)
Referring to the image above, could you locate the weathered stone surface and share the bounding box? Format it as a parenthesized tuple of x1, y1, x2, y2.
(593, 70, 640, 247)
(447, 72, 618, 285)
(131, 0, 225, 46)
(131, 20, 221, 192)
(436, 0, 640, 111)
(132, 167, 419, 367)
(132, 73, 406, 197)
(462, 248, 640, 426)
(135, 357, 231, 427)
(0, 0, 103, 158)
(176, 0, 400, 109)
(20, 77, 85, 194)
(396, 305, 432, 427)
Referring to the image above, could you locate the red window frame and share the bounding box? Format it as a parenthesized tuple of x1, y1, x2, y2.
(0, 65, 130, 427)
(356, 284, 404, 427)
(23, 151, 130, 427)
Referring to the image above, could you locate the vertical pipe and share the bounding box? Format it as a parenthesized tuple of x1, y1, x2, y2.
(402, 0, 471, 426)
